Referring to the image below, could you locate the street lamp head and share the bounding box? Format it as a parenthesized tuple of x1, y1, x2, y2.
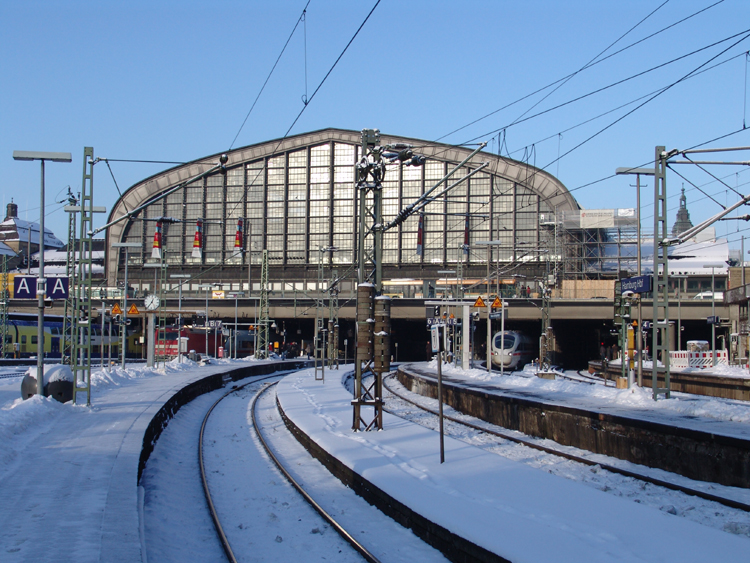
(13, 150, 72, 163)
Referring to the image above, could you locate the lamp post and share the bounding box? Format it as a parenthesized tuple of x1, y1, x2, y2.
(13, 150, 72, 396)
(616, 167, 655, 387)
(704, 264, 723, 367)
(228, 291, 245, 359)
(170, 274, 191, 362)
(198, 284, 215, 357)
(112, 242, 141, 369)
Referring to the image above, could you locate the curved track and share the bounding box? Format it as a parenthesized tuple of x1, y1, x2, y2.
(198, 374, 381, 563)
(383, 373, 750, 513)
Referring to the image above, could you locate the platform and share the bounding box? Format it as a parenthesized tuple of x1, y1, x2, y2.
(276, 369, 748, 562)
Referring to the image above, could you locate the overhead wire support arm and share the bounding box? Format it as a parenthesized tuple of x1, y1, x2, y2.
(89, 155, 228, 236)
(383, 142, 488, 232)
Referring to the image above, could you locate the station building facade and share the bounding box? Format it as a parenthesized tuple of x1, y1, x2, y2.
(105, 129, 580, 299)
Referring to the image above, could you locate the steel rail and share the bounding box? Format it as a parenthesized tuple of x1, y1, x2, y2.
(251, 381, 382, 563)
(383, 373, 750, 513)
(198, 373, 281, 563)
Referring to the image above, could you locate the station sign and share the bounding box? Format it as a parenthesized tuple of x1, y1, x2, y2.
(207, 320, 223, 329)
(707, 316, 720, 325)
(13, 276, 69, 300)
(212, 290, 225, 299)
(489, 310, 506, 320)
(621, 275, 652, 294)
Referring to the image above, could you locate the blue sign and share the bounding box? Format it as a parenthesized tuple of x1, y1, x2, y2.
(707, 316, 720, 325)
(13, 276, 69, 300)
(621, 275, 652, 294)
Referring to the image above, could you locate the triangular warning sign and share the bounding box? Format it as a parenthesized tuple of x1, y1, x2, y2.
(473, 296, 486, 308)
(111, 303, 123, 315)
(127, 304, 140, 315)
(491, 297, 503, 308)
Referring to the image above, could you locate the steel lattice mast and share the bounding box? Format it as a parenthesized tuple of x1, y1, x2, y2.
(255, 249, 270, 359)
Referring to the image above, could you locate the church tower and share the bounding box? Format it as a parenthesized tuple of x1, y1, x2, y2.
(671, 186, 694, 237)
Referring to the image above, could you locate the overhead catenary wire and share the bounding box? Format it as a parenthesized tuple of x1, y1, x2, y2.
(436, 0, 726, 143)
(227, 1, 312, 152)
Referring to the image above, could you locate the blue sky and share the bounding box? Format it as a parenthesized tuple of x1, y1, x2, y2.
(2, 0, 750, 252)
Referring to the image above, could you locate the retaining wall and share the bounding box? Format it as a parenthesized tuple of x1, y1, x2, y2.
(398, 364, 750, 489)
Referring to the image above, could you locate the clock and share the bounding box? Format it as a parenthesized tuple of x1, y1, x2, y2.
(144, 294, 160, 311)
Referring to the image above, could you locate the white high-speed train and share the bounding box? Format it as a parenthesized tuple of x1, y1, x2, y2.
(490, 331, 535, 370)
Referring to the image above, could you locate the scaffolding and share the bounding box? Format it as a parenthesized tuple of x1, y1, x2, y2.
(559, 209, 639, 280)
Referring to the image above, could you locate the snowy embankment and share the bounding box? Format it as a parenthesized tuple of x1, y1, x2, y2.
(430, 359, 750, 425)
(277, 369, 749, 562)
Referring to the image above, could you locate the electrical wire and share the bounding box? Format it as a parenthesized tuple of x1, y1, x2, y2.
(227, 1, 312, 152)
(436, 0, 726, 143)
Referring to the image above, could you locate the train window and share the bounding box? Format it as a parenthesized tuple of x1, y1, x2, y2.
(31, 336, 38, 345)
(3, 335, 10, 343)
(494, 334, 516, 349)
(21, 335, 27, 344)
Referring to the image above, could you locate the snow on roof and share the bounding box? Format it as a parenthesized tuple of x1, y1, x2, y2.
(0, 217, 64, 248)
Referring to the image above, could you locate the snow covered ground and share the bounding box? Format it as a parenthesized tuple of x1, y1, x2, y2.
(0, 357, 749, 562)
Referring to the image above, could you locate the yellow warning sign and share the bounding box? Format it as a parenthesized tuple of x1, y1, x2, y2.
(473, 296, 486, 308)
(111, 303, 123, 315)
(491, 297, 503, 308)
(127, 303, 140, 315)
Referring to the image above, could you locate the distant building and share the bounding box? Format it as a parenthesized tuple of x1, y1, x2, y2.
(671, 187, 694, 237)
(0, 201, 64, 268)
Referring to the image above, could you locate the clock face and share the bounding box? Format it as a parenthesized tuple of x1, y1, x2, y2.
(145, 294, 160, 310)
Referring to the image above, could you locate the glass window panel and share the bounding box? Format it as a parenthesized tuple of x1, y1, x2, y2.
(206, 186, 223, 203)
(289, 169, 307, 184)
(207, 174, 224, 187)
(267, 167, 284, 184)
(247, 204, 264, 219)
(403, 166, 421, 181)
(334, 143, 354, 165)
(495, 196, 513, 213)
(425, 214, 444, 231)
(383, 200, 398, 218)
(333, 183, 353, 200)
(227, 167, 243, 186)
(334, 200, 353, 217)
(310, 168, 330, 184)
(206, 203, 222, 219)
(186, 187, 203, 203)
(310, 184, 329, 200)
(310, 201, 329, 217)
(227, 185, 244, 201)
(288, 149, 307, 167)
(309, 218, 329, 233)
(286, 235, 305, 251)
(287, 218, 306, 233)
(333, 219, 352, 234)
(332, 233, 352, 248)
(403, 180, 421, 199)
(166, 203, 182, 219)
(166, 190, 183, 204)
(184, 204, 202, 222)
(425, 161, 444, 180)
(288, 201, 306, 217)
(288, 185, 306, 201)
(310, 144, 330, 166)
(267, 185, 284, 201)
(268, 155, 284, 168)
(334, 166, 354, 183)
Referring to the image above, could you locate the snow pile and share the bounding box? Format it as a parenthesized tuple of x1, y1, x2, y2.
(428, 362, 750, 424)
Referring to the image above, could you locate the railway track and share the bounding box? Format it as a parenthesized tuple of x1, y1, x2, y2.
(198, 374, 381, 563)
(382, 373, 750, 513)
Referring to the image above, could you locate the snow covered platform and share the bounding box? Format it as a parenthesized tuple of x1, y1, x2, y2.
(397, 362, 750, 489)
(0, 358, 308, 562)
(276, 369, 749, 562)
